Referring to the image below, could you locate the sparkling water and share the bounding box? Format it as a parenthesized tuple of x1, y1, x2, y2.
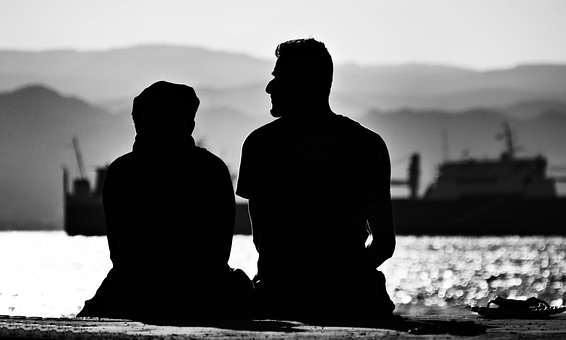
(0, 231, 564, 317)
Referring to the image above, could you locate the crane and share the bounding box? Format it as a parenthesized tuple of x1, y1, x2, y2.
(72, 136, 86, 180)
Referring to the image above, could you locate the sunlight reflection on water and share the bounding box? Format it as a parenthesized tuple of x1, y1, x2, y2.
(0, 231, 564, 317)
(382, 236, 566, 313)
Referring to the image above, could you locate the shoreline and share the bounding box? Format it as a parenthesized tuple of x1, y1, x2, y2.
(1, 313, 565, 339)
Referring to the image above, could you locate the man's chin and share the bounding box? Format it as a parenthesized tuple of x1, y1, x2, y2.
(270, 108, 283, 118)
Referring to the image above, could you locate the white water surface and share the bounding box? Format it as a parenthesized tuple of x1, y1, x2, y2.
(0, 231, 564, 317)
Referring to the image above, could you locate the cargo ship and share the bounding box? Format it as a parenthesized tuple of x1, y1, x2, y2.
(62, 137, 250, 236)
(390, 121, 566, 235)
(64, 122, 566, 236)
(63, 137, 107, 236)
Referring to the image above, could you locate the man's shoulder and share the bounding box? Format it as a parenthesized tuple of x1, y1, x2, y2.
(243, 114, 387, 151)
(194, 147, 228, 168)
(242, 118, 284, 148)
(334, 114, 387, 146)
(108, 152, 134, 170)
(110, 147, 228, 171)
(248, 118, 283, 137)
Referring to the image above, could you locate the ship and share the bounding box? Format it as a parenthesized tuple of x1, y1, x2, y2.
(63, 137, 107, 236)
(64, 122, 566, 236)
(390, 121, 566, 235)
(62, 137, 250, 236)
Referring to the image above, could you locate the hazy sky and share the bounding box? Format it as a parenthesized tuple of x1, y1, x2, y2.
(1, 0, 566, 69)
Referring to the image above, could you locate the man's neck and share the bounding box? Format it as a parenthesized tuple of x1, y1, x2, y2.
(289, 100, 333, 117)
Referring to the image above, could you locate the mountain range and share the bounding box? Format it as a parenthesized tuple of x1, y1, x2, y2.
(2, 45, 566, 116)
(0, 85, 132, 227)
(1, 45, 566, 228)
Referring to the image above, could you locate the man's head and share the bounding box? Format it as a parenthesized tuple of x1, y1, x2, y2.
(266, 38, 333, 118)
(132, 81, 199, 138)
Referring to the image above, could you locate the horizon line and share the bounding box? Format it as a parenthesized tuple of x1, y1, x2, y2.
(1, 43, 566, 72)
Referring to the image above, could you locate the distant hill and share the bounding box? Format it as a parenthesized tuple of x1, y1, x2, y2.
(0, 85, 133, 226)
(2, 84, 565, 228)
(2, 44, 566, 227)
(0, 84, 268, 228)
(502, 100, 566, 120)
(333, 63, 566, 113)
(0, 45, 273, 102)
(2, 45, 566, 115)
(360, 108, 566, 197)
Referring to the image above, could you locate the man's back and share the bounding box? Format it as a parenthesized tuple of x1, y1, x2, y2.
(105, 143, 235, 277)
(238, 113, 394, 315)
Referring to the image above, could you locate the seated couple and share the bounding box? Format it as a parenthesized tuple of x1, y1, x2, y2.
(77, 38, 396, 322)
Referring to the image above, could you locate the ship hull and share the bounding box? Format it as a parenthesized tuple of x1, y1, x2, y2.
(391, 197, 566, 236)
(224, 198, 566, 236)
(64, 195, 106, 236)
(64, 198, 250, 236)
(64, 198, 566, 236)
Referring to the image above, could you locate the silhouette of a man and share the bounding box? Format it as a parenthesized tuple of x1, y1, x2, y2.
(237, 39, 395, 317)
(78, 81, 251, 321)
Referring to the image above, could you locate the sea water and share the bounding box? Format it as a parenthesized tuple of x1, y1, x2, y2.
(0, 231, 564, 317)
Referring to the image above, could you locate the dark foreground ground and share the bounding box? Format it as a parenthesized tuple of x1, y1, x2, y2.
(1, 313, 565, 339)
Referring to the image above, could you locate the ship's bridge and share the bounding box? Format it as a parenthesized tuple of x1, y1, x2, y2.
(425, 156, 557, 200)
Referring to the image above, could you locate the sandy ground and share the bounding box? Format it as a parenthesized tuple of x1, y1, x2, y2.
(1, 313, 565, 339)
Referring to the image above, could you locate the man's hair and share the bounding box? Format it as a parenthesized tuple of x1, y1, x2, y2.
(275, 38, 333, 97)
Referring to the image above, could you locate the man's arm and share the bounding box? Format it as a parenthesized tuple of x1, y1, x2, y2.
(365, 196, 396, 268)
(218, 163, 236, 264)
(248, 199, 262, 252)
(365, 136, 396, 268)
(236, 134, 261, 251)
